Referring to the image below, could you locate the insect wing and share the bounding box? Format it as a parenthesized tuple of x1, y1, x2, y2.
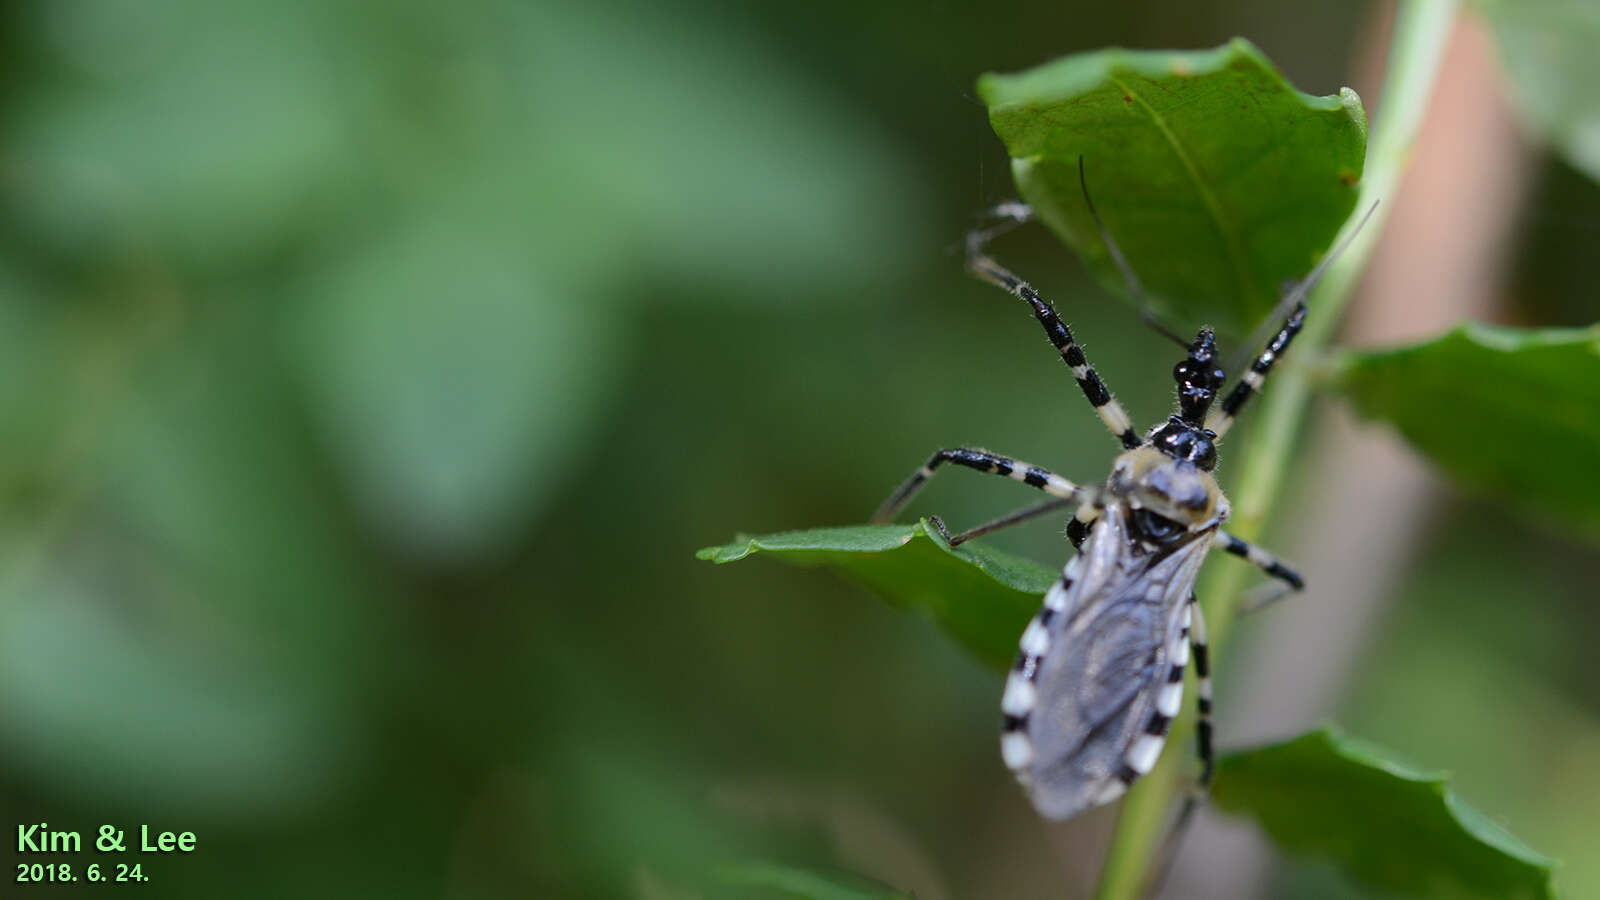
(1022, 506, 1211, 819)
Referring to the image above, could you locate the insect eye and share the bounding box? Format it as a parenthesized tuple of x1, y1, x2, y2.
(1131, 508, 1184, 542)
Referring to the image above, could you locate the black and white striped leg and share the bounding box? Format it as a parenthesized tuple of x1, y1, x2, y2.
(1206, 302, 1307, 439)
(1143, 595, 1215, 898)
(965, 201, 1033, 248)
(932, 496, 1099, 548)
(1238, 580, 1299, 617)
(1217, 531, 1305, 593)
(964, 250, 1142, 449)
(871, 448, 1092, 525)
(1190, 594, 1214, 786)
(1214, 199, 1381, 427)
(1065, 503, 1100, 550)
(929, 496, 1073, 546)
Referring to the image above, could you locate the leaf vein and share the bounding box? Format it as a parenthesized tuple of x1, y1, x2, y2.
(1107, 73, 1254, 308)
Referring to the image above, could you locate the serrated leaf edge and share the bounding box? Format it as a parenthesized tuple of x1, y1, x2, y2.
(1221, 723, 1560, 879)
(976, 38, 1358, 131)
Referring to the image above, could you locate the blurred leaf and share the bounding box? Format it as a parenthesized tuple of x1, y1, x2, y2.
(1332, 323, 1600, 538)
(1475, 0, 1600, 182)
(1213, 726, 1557, 900)
(11, 0, 929, 567)
(0, 562, 345, 817)
(698, 521, 1053, 671)
(977, 38, 1366, 334)
(0, 304, 368, 816)
(9, 0, 351, 267)
(9, 0, 920, 300)
(515, 2, 923, 301)
(289, 208, 616, 561)
(531, 733, 872, 898)
(0, 267, 61, 455)
(717, 860, 913, 900)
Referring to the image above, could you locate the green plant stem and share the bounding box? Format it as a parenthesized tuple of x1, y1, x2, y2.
(1090, 2, 1459, 898)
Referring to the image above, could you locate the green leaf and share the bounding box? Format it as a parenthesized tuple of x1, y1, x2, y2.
(1474, 0, 1600, 182)
(1333, 323, 1600, 538)
(716, 860, 913, 900)
(977, 39, 1367, 335)
(697, 522, 1054, 671)
(1212, 725, 1557, 900)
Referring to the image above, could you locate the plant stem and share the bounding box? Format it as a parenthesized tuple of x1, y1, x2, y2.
(1090, 2, 1459, 897)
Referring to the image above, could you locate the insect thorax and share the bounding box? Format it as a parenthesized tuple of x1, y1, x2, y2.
(1108, 445, 1228, 539)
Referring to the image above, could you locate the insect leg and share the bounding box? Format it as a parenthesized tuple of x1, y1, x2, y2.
(1065, 503, 1100, 550)
(1190, 594, 1214, 786)
(932, 497, 1101, 548)
(1236, 580, 1299, 617)
(968, 200, 1033, 245)
(1209, 202, 1380, 438)
(1076, 157, 1194, 354)
(871, 448, 1094, 525)
(929, 496, 1073, 546)
(1217, 531, 1305, 593)
(1141, 595, 1213, 898)
(964, 251, 1142, 450)
(1205, 302, 1307, 438)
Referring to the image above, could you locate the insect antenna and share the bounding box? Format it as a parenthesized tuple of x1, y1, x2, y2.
(1225, 199, 1382, 376)
(1078, 156, 1190, 351)
(1139, 307, 1192, 350)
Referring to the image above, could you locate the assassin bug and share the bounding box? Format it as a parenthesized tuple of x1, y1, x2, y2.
(871, 159, 1371, 821)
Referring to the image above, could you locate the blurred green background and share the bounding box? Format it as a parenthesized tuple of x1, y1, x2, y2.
(2, 0, 1596, 897)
